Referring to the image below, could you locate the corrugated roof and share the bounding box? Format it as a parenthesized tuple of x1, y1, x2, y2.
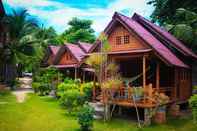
(66, 44, 86, 62)
(103, 12, 189, 68)
(78, 41, 93, 53)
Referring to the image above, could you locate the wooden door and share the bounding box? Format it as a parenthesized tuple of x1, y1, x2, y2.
(178, 69, 191, 101)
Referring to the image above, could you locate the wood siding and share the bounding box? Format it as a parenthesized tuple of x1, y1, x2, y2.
(108, 24, 149, 52)
(59, 51, 77, 65)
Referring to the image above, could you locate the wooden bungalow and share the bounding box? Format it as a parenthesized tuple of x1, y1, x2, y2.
(87, 12, 197, 121)
(50, 42, 93, 80)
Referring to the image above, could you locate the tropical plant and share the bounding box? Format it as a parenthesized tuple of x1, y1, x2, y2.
(61, 17, 96, 43)
(32, 67, 63, 96)
(81, 82, 94, 101)
(147, 0, 197, 25)
(60, 89, 83, 114)
(78, 103, 95, 131)
(0, 9, 38, 83)
(189, 95, 197, 124)
(164, 8, 197, 52)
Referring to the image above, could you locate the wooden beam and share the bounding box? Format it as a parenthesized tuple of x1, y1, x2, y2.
(156, 62, 160, 91)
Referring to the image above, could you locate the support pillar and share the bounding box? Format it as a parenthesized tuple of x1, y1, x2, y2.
(74, 67, 77, 80)
(156, 62, 160, 91)
(143, 55, 146, 103)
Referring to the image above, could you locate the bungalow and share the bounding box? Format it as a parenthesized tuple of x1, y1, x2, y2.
(87, 12, 197, 122)
(50, 42, 93, 80)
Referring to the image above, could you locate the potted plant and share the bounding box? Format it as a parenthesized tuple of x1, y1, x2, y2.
(133, 87, 144, 102)
(153, 93, 169, 124)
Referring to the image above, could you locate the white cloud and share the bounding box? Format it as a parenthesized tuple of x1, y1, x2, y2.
(4, 0, 154, 34)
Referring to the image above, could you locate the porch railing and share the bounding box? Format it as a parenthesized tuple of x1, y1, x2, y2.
(101, 84, 157, 106)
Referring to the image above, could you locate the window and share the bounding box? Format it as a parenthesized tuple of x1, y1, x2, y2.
(116, 36, 121, 45)
(124, 35, 129, 44)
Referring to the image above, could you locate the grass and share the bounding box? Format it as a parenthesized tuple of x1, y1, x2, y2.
(0, 90, 197, 131)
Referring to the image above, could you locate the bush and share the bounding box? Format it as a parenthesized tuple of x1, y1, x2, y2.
(189, 95, 197, 123)
(32, 67, 63, 96)
(60, 89, 83, 114)
(78, 103, 95, 131)
(32, 82, 51, 96)
(81, 82, 94, 101)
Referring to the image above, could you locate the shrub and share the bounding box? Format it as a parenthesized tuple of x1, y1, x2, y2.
(78, 103, 95, 131)
(32, 82, 41, 93)
(189, 95, 197, 123)
(32, 67, 63, 96)
(60, 89, 83, 114)
(81, 82, 94, 101)
(57, 82, 79, 97)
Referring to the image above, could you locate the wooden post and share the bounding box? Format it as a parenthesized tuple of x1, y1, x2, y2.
(143, 55, 146, 103)
(83, 70, 85, 83)
(143, 55, 146, 89)
(174, 68, 178, 102)
(92, 74, 96, 101)
(74, 67, 77, 80)
(156, 62, 160, 91)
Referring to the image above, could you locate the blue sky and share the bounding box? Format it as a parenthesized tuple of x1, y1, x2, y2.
(3, 0, 154, 35)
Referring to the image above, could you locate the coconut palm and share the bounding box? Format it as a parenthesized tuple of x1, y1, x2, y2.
(0, 9, 38, 84)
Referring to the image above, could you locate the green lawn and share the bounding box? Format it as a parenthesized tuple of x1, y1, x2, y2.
(0, 91, 196, 131)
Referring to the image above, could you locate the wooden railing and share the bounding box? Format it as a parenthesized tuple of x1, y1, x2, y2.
(101, 84, 157, 106)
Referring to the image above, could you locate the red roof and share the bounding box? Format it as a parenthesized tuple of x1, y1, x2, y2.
(78, 41, 93, 53)
(132, 13, 197, 59)
(103, 12, 190, 68)
(49, 45, 61, 56)
(66, 44, 86, 62)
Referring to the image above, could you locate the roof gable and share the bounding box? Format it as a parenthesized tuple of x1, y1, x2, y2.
(53, 43, 86, 65)
(103, 12, 189, 68)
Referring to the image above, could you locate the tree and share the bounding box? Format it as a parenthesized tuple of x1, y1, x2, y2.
(0, 9, 38, 84)
(61, 17, 96, 43)
(147, 0, 197, 25)
(148, 0, 197, 53)
(165, 9, 197, 52)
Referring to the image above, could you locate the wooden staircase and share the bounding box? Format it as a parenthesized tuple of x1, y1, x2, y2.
(89, 102, 104, 119)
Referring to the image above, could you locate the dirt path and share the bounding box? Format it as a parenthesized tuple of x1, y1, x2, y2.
(12, 77, 33, 103)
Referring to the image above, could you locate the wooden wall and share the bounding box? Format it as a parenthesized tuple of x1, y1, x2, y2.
(59, 51, 77, 65)
(108, 23, 149, 52)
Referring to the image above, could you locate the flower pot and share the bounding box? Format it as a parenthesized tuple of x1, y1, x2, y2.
(153, 106, 166, 124)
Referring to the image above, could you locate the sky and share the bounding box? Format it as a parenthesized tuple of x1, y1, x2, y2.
(2, 0, 154, 35)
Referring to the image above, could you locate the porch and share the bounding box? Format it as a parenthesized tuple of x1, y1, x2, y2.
(96, 52, 176, 108)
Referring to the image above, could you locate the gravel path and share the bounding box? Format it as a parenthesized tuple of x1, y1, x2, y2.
(12, 77, 33, 103)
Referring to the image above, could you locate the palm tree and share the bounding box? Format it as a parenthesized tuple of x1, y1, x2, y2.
(0, 9, 38, 84)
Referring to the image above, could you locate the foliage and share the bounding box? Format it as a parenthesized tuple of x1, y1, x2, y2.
(165, 8, 197, 52)
(77, 103, 95, 131)
(33, 67, 63, 96)
(81, 82, 94, 101)
(59, 89, 83, 114)
(102, 78, 122, 89)
(189, 95, 197, 123)
(148, 0, 197, 53)
(0, 9, 38, 83)
(57, 78, 94, 113)
(61, 17, 96, 43)
(147, 0, 197, 25)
